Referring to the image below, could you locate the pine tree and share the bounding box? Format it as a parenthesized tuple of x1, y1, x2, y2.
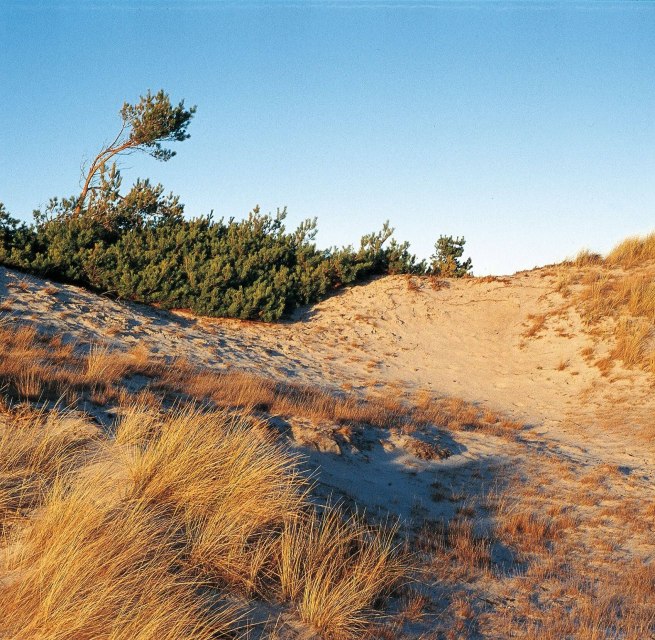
(430, 235, 472, 277)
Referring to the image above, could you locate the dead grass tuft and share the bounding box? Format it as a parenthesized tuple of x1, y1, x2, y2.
(611, 317, 653, 368)
(573, 249, 604, 268)
(523, 313, 547, 339)
(117, 405, 306, 594)
(85, 344, 130, 385)
(405, 276, 421, 292)
(605, 231, 655, 269)
(278, 507, 406, 638)
(556, 358, 569, 371)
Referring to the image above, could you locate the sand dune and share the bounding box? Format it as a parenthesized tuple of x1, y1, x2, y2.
(2, 263, 654, 637)
(3, 265, 652, 474)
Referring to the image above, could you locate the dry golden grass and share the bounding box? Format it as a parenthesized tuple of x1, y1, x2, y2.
(127, 342, 154, 369)
(542, 233, 655, 376)
(579, 271, 655, 325)
(412, 392, 522, 437)
(2, 269, 655, 638)
(580, 345, 595, 360)
(14, 367, 45, 399)
(572, 248, 604, 268)
(612, 316, 653, 368)
(0, 320, 518, 451)
(605, 231, 655, 269)
(0, 479, 237, 640)
(577, 270, 655, 374)
(0, 323, 159, 406)
(495, 508, 558, 552)
(158, 363, 412, 431)
(0, 405, 98, 527)
(522, 313, 548, 338)
(41, 285, 59, 296)
(396, 590, 429, 624)
(472, 275, 511, 285)
(417, 517, 491, 581)
(15, 279, 31, 292)
(405, 276, 421, 292)
(117, 405, 306, 595)
(278, 508, 406, 638)
(517, 234, 655, 378)
(0, 326, 78, 402)
(85, 344, 130, 385)
(490, 558, 655, 640)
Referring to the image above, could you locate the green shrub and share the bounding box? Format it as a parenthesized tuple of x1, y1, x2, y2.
(0, 180, 438, 321)
(0, 89, 471, 320)
(430, 235, 473, 277)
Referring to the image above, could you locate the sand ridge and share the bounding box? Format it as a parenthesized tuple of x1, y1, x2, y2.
(1, 265, 653, 480)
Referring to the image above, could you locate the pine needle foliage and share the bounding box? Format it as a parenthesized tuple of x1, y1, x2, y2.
(0, 90, 468, 320)
(0, 193, 430, 321)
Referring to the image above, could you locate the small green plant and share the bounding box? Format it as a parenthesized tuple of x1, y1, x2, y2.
(430, 235, 472, 277)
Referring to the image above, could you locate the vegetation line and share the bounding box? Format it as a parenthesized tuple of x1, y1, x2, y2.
(0, 89, 472, 321)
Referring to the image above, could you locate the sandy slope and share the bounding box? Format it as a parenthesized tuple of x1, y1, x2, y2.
(2, 265, 652, 482)
(3, 264, 655, 637)
(291, 273, 655, 478)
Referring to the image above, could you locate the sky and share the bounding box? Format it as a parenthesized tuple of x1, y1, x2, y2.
(1, 1, 654, 275)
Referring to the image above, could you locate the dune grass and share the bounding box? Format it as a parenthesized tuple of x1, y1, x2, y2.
(117, 404, 306, 595)
(552, 233, 655, 376)
(0, 480, 235, 640)
(575, 274, 655, 375)
(0, 377, 409, 638)
(1, 318, 529, 637)
(278, 507, 406, 638)
(572, 248, 604, 268)
(0, 404, 98, 528)
(605, 232, 655, 269)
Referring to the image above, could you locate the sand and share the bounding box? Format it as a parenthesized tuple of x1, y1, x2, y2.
(2, 265, 652, 480)
(3, 263, 655, 637)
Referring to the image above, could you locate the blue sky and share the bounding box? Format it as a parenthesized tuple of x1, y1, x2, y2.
(2, 1, 654, 274)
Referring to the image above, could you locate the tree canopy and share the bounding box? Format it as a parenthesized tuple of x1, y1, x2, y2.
(75, 90, 196, 216)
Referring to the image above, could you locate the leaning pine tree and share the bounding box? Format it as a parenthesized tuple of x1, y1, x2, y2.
(74, 90, 196, 218)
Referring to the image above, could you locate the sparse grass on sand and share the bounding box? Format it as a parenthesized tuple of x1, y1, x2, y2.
(576, 247, 655, 375)
(605, 232, 655, 269)
(0, 340, 409, 639)
(0, 318, 522, 441)
(536, 233, 655, 376)
(417, 459, 655, 639)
